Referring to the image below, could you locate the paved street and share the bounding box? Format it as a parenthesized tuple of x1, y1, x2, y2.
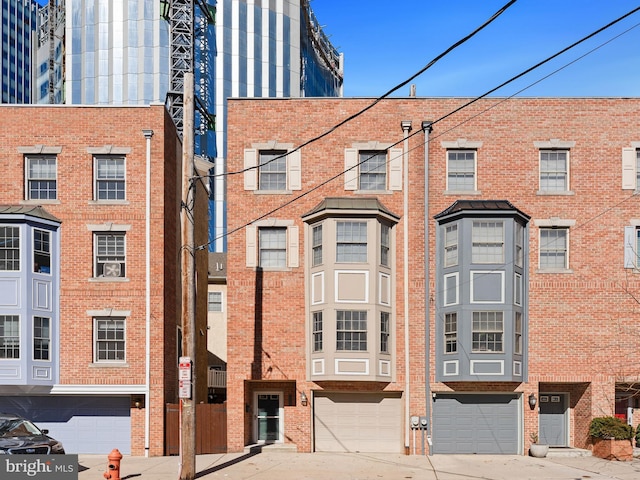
(78, 450, 640, 480)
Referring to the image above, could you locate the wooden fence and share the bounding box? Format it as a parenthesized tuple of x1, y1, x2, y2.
(165, 402, 227, 455)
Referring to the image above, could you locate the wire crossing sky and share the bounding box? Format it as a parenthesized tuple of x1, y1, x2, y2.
(311, 0, 640, 97)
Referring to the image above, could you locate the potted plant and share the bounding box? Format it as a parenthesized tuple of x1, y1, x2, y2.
(529, 432, 549, 458)
(589, 416, 634, 461)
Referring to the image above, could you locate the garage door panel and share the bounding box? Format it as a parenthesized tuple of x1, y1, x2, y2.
(314, 393, 402, 453)
(433, 394, 519, 454)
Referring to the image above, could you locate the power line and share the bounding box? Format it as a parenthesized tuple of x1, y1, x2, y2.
(196, 5, 640, 251)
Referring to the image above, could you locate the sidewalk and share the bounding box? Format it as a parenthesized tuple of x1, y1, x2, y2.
(79, 450, 640, 480)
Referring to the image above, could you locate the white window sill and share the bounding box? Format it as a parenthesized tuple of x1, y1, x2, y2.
(536, 190, 575, 196)
(535, 268, 574, 274)
(89, 362, 129, 368)
(355, 189, 392, 195)
(89, 277, 130, 282)
(253, 190, 292, 195)
(88, 200, 130, 205)
(444, 190, 482, 195)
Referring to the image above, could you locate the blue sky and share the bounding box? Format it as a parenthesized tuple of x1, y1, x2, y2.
(310, 0, 640, 97)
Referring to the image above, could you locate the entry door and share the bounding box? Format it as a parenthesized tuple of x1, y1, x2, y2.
(255, 393, 282, 443)
(539, 393, 567, 446)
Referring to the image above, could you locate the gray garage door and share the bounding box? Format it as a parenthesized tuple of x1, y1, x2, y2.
(0, 396, 131, 454)
(314, 392, 402, 453)
(432, 393, 519, 454)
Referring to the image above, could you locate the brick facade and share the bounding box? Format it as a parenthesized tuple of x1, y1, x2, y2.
(225, 97, 640, 454)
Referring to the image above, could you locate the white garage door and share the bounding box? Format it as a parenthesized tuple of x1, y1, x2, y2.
(432, 393, 519, 454)
(314, 392, 402, 453)
(0, 396, 131, 454)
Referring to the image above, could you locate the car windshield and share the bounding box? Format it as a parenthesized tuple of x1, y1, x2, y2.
(0, 419, 42, 437)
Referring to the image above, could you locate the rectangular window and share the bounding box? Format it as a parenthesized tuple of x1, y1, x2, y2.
(94, 318, 125, 362)
(515, 222, 524, 268)
(514, 312, 522, 355)
(380, 311, 390, 353)
(444, 224, 458, 267)
(472, 221, 504, 263)
(33, 316, 50, 361)
(447, 150, 476, 191)
(95, 233, 126, 277)
(207, 291, 223, 312)
(540, 150, 568, 191)
(26, 155, 57, 200)
(312, 311, 323, 352)
(258, 227, 286, 268)
(312, 224, 323, 266)
(95, 156, 126, 200)
(0, 315, 20, 359)
(0, 226, 20, 271)
(472, 311, 503, 353)
(539, 227, 568, 269)
(444, 312, 457, 353)
(359, 151, 387, 190)
(33, 229, 51, 274)
(336, 221, 367, 263)
(336, 310, 367, 351)
(380, 224, 390, 267)
(259, 150, 287, 190)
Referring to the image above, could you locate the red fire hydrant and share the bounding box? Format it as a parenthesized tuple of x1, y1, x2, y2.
(103, 448, 123, 480)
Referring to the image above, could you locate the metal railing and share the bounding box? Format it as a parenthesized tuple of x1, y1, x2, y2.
(208, 369, 226, 388)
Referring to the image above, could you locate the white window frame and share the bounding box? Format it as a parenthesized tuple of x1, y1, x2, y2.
(472, 311, 504, 353)
(344, 142, 402, 192)
(258, 150, 287, 191)
(33, 228, 51, 274)
(243, 142, 301, 192)
(312, 224, 323, 267)
(380, 311, 390, 354)
(312, 311, 323, 352)
(446, 149, 477, 192)
(535, 219, 575, 272)
(444, 312, 457, 354)
(336, 310, 368, 352)
(25, 155, 57, 201)
(245, 220, 298, 269)
(336, 221, 368, 263)
(471, 221, 504, 264)
(0, 226, 20, 271)
(514, 312, 522, 355)
(621, 144, 640, 190)
(33, 316, 51, 361)
(539, 227, 569, 270)
(207, 291, 223, 312)
(444, 223, 458, 267)
(94, 155, 126, 201)
(0, 315, 20, 359)
(534, 140, 575, 194)
(93, 317, 126, 363)
(380, 224, 390, 267)
(94, 232, 126, 278)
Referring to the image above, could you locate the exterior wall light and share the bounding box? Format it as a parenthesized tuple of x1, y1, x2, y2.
(300, 392, 308, 406)
(528, 393, 537, 410)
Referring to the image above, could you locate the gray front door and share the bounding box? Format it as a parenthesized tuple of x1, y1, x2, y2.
(256, 393, 281, 442)
(539, 393, 567, 446)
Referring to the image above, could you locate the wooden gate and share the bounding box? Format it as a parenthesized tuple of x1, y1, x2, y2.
(165, 403, 227, 455)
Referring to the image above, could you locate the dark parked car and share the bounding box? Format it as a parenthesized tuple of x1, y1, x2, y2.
(0, 413, 65, 454)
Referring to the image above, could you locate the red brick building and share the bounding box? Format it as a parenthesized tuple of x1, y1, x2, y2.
(0, 104, 210, 455)
(225, 97, 640, 455)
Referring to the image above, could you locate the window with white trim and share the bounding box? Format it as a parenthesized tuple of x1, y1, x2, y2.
(539, 150, 569, 192)
(539, 227, 568, 269)
(94, 232, 126, 278)
(444, 312, 457, 354)
(0, 226, 20, 271)
(94, 317, 126, 362)
(95, 156, 126, 201)
(472, 311, 503, 353)
(380, 224, 390, 267)
(259, 227, 286, 268)
(245, 222, 299, 269)
(514, 312, 522, 355)
(259, 150, 287, 190)
(472, 221, 504, 263)
(312, 224, 323, 266)
(447, 150, 476, 191)
(0, 315, 20, 359)
(336, 221, 367, 263)
(515, 222, 524, 268)
(380, 311, 390, 353)
(26, 155, 57, 200)
(444, 224, 458, 267)
(243, 145, 301, 192)
(624, 225, 640, 269)
(344, 144, 403, 191)
(33, 316, 50, 361)
(207, 291, 223, 312)
(336, 310, 367, 351)
(33, 229, 51, 274)
(313, 311, 323, 352)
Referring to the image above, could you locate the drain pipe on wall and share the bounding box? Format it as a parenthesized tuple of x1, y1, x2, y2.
(401, 120, 412, 453)
(422, 121, 433, 454)
(142, 128, 154, 457)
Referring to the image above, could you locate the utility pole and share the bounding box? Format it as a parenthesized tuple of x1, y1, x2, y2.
(179, 71, 196, 480)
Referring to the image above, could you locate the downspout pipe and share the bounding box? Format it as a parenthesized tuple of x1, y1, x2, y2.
(142, 128, 154, 457)
(422, 121, 433, 454)
(401, 120, 412, 453)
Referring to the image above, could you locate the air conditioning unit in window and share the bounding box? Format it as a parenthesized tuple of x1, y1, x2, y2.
(102, 262, 122, 277)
